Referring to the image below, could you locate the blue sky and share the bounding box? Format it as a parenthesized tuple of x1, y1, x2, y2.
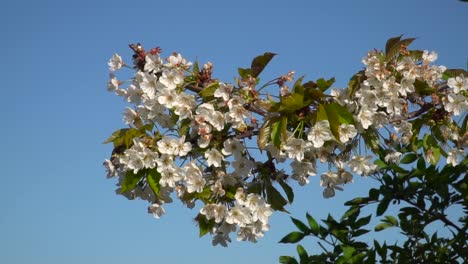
(1, 0, 466, 263)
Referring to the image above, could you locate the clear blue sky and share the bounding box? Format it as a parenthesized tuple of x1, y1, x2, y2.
(1, 0, 466, 263)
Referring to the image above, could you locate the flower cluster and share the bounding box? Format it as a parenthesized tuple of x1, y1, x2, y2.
(104, 39, 467, 245)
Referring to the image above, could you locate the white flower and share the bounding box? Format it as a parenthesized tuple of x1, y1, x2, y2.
(159, 167, 183, 188)
(235, 188, 246, 205)
(385, 151, 402, 164)
(226, 205, 251, 227)
(205, 148, 223, 167)
(422, 50, 438, 64)
(107, 73, 120, 92)
(320, 171, 340, 187)
(400, 77, 415, 95)
(347, 155, 376, 176)
(157, 88, 178, 108)
(384, 97, 407, 116)
(232, 157, 255, 177)
(394, 120, 412, 135)
(166, 53, 192, 69)
(330, 88, 350, 106)
(208, 111, 225, 131)
(291, 160, 316, 186)
(159, 69, 183, 89)
(447, 75, 468, 94)
(174, 93, 196, 119)
(141, 148, 158, 169)
(148, 203, 166, 219)
(156, 154, 174, 173)
(103, 159, 117, 178)
(211, 180, 226, 197)
(108, 53, 124, 71)
(124, 84, 143, 104)
(123, 107, 139, 126)
(283, 138, 312, 161)
(227, 95, 245, 109)
(444, 93, 467, 116)
(323, 187, 335, 198)
(139, 72, 163, 98)
(222, 138, 244, 157)
(173, 136, 192, 156)
(200, 204, 227, 224)
(119, 138, 156, 173)
(157, 136, 177, 155)
(265, 144, 287, 163)
(144, 54, 162, 72)
(214, 82, 233, 101)
(253, 203, 273, 225)
(212, 233, 232, 247)
(228, 105, 249, 123)
(307, 120, 333, 148)
(357, 108, 374, 130)
(197, 134, 212, 148)
(186, 172, 206, 193)
(447, 149, 465, 166)
(338, 124, 357, 143)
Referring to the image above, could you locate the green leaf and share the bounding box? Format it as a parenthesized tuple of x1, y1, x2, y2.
(292, 76, 306, 95)
(317, 102, 355, 140)
(266, 184, 288, 211)
(385, 35, 403, 55)
(342, 245, 356, 259)
(400, 153, 417, 164)
(198, 82, 219, 100)
(443, 68, 468, 79)
(428, 146, 441, 165)
(251, 52, 276, 78)
(376, 198, 391, 216)
(197, 214, 215, 237)
(341, 207, 360, 221)
(178, 118, 191, 137)
(385, 36, 415, 61)
(296, 245, 308, 262)
(348, 70, 365, 96)
(278, 178, 294, 203)
(344, 197, 368, 206)
(121, 170, 145, 193)
(104, 128, 143, 148)
(369, 188, 380, 201)
(316, 77, 335, 92)
(271, 116, 288, 148)
(103, 128, 129, 144)
(192, 60, 200, 76)
(238, 67, 252, 79)
(279, 93, 304, 113)
(279, 231, 305, 243)
(417, 156, 426, 170)
(414, 79, 435, 95)
(374, 223, 395, 232)
(374, 159, 387, 169)
(382, 215, 399, 226)
(279, 256, 299, 264)
(291, 217, 309, 233)
(354, 215, 372, 229)
(146, 169, 161, 198)
(306, 213, 319, 235)
(353, 228, 370, 237)
(257, 118, 272, 151)
(462, 114, 468, 134)
(316, 104, 328, 122)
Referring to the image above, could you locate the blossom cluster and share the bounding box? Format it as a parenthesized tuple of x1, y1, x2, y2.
(104, 42, 467, 245)
(105, 47, 274, 245)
